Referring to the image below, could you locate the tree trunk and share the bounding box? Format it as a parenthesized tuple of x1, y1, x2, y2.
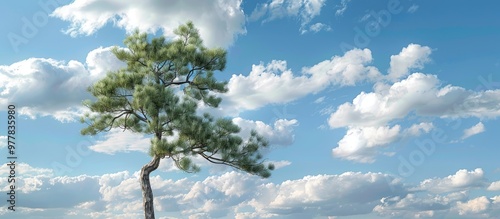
(140, 155, 161, 219)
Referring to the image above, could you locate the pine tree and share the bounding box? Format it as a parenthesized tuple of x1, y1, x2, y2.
(80, 22, 274, 219)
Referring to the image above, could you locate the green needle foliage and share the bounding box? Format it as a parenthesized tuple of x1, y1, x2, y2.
(80, 21, 274, 177)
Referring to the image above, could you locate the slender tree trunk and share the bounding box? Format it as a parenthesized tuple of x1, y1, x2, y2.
(140, 155, 161, 219)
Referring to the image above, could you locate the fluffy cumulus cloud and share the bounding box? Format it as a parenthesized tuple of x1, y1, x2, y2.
(0, 46, 123, 122)
(232, 117, 298, 146)
(258, 172, 406, 217)
(332, 125, 401, 163)
(387, 44, 432, 81)
(329, 73, 500, 129)
(332, 122, 434, 163)
(222, 48, 380, 113)
(487, 181, 500, 191)
(326, 44, 500, 163)
(455, 196, 491, 216)
(0, 163, 100, 212)
(249, 0, 328, 33)
(374, 191, 468, 218)
(4, 164, 500, 218)
(181, 171, 406, 218)
(414, 168, 487, 194)
(461, 122, 485, 140)
(51, 0, 246, 48)
(332, 122, 433, 163)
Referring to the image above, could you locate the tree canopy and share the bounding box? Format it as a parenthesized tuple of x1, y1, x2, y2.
(80, 21, 274, 177)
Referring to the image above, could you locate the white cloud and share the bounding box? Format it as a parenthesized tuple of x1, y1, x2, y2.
(456, 196, 491, 215)
(182, 171, 406, 218)
(492, 195, 500, 203)
(487, 181, 500, 191)
(232, 117, 298, 146)
(335, 0, 352, 16)
(8, 163, 500, 218)
(249, 0, 327, 34)
(221, 49, 380, 114)
(86, 46, 127, 77)
(461, 122, 485, 140)
(16, 169, 403, 218)
(328, 73, 500, 129)
(89, 128, 151, 154)
(51, 0, 246, 48)
(331, 122, 434, 163)
(249, 172, 406, 217)
(181, 171, 266, 217)
(387, 44, 432, 81)
(0, 46, 122, 122)
(332, 125, 401, 163)
(0, 163, 101, 209)
(303, 48, 381, 86)
(325, 44, 500, 163)
(0, 162, 53, 179)
(0, 163, 55, 193)
(405, 122, 434, 136)
(415, 168, 487, 193)
(374, 192, 467, 218)
(307, 22, 332, 33)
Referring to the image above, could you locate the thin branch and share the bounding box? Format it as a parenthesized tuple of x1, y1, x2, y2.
(105, 111, 128, 132)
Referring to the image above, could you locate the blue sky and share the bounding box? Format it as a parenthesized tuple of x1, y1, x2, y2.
(1, 0, 500, 218)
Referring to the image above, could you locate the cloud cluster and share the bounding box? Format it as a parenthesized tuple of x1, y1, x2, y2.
(414, 168, 488, 194)
(51, 0, 246, 48)
(326, 43, 500, 162)
(249, 0, 328, 34)
(315, 40, 500, 164)
(328, 71, 500, 162)
(374, 192, 468, 218)
(5, 164, 500, 218)
(456, 196, 491, 216)
(0, 46, 122, 122)
(222, 48, 379, 113)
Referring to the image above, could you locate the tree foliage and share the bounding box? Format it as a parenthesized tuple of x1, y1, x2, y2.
(81, 21, 274, 177)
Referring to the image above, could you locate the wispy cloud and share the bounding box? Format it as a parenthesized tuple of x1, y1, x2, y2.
(461, 122, 485, 140)
(335, 0, 352, 16)
(249, 0, 327, 34)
